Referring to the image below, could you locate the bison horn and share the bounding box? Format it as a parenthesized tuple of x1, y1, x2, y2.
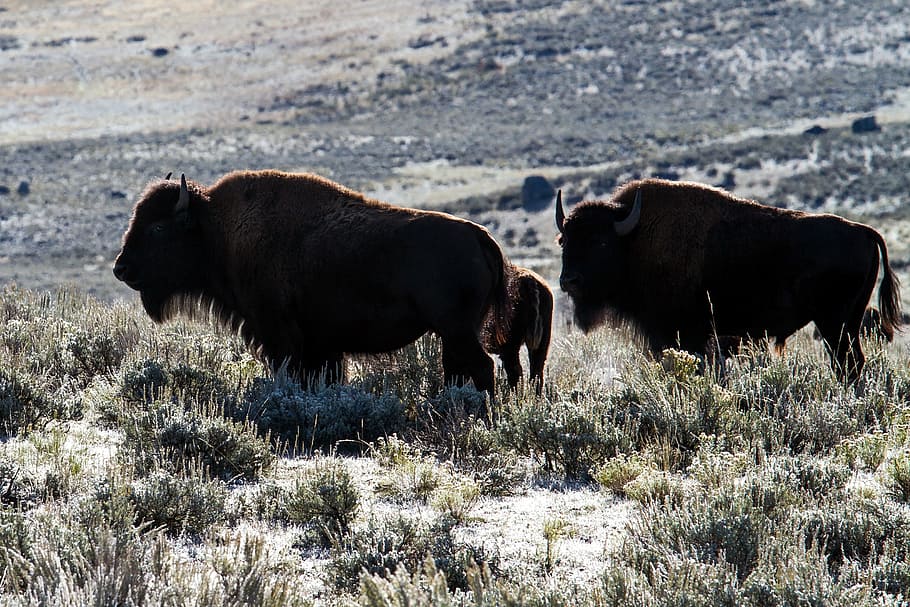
(176, 173, 190, 217)
(555, 190, 565, 233)
(164, 172, 172, 180)
(614, 188, 641, 236)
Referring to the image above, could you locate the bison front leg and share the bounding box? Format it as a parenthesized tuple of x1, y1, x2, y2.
(498, 346, 523, 391)
(527, 346, 548, 396)
(441, 334, 495, 394)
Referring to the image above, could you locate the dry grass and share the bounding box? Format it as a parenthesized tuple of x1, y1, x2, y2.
(2, 284, 910, 605)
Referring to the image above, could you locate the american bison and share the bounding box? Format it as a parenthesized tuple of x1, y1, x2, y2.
(484, 266, 553, 394)
(114, 170, 512, 392)
(556, 178, 901, 382)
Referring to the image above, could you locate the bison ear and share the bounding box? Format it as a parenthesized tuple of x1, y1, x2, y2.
(174, 174, 195, 228)
(614, 188, 641, 236)
(555, 190, 565, 233)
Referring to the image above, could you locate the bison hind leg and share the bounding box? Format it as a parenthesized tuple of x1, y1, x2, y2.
(497, 346, 523, 391)
(441, 333, 496, 395)
(815, 320, 864, 383)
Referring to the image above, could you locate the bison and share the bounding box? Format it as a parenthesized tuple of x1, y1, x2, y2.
(113, 170, 512, 392)
(484, 266, 553, 394)
(556, 178, 901, 382)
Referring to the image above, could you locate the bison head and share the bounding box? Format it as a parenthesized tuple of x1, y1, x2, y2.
(113, 174, 209, 322)
(556, 189, 641, 332)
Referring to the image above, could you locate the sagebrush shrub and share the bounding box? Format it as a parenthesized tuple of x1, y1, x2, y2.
(129, 469, 228, 536)
(497, 391, 630, 479)
(626, 487, 771, 582)
(330, 513, 496, 593)
(119, 358, 235, 408)
(593, 454, 647, 497)
(0, 510, 33, 593)
(431, 479, 480, 525)
(228, 482, 292, 524)
(119, 358, 170, 405)
(288, 458, 360, 547)
(882, 450, 910, 503)
(0, 367, 80, 437)
(0, 456, 41, 509)
(743, 535, 874, 607)
(242, 379, 405, 452)
(123, 402, 273, 482)
(358, 557, 583, 607)
(801, 497, 910, 570)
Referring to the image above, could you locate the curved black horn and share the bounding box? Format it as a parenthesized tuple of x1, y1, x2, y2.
(175, 174, 189, 215)
(164, 172, 172, 181)
(555, 190, 565, 233)
(614, 188, 641, 236)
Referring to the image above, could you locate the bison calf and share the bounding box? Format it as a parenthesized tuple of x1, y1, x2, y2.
(556, 178, 901, 383)
(114, 170, 511, 392)
(484, 266, 553, 394)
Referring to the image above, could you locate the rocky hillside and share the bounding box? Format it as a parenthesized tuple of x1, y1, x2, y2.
(1, 0, 910, 300)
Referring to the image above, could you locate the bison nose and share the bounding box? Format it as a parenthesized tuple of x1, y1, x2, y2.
(560, 273, 582, 294)
(113, 260, 135, 285)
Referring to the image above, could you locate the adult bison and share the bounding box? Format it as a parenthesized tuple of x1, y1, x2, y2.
(484, 266, 553, 394)
(556, 178, 901, 382)
(114, 170, 511, 392)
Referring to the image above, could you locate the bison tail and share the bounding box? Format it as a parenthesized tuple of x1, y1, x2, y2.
(530, 280, 554, 352)
(525, 284, 545, 351)
(873, 230, 902, 339)
(480, 233, 514, 348)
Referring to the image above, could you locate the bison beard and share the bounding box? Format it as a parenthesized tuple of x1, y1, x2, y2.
(570, 294, 611, 334)
(114, 170, 512, 395)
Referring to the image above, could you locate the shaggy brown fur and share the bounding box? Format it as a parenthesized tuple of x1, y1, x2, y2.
(557, 178, 901, 382)
(114, 170, 512, 392)
(484, 266, 553, 394)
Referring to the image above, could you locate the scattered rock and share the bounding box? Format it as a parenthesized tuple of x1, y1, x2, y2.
(151, 47, 169, 57)
(520, 175, 555, 212)
(518, 227, 539, 247)
(804, 124, 827, 135)
(0, 185, 9, 195)
(408, 35, 447, 49)
(0, 35, 18, 51)
(16, 181, 28, 196)
(110, 191, 127, 199)
(44, 36, 97, 47)
(715, 171, 735, 190)
(851, 115, 880, 134)
(126, 35, 146, 43)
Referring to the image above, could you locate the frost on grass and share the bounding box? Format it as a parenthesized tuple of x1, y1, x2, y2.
(3, 286, 910, 604)
(242, 378, 407, 452)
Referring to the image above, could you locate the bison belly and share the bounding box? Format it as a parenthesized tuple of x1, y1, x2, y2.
(306, 294, 430, 354)
(703, 216, 880, 344)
